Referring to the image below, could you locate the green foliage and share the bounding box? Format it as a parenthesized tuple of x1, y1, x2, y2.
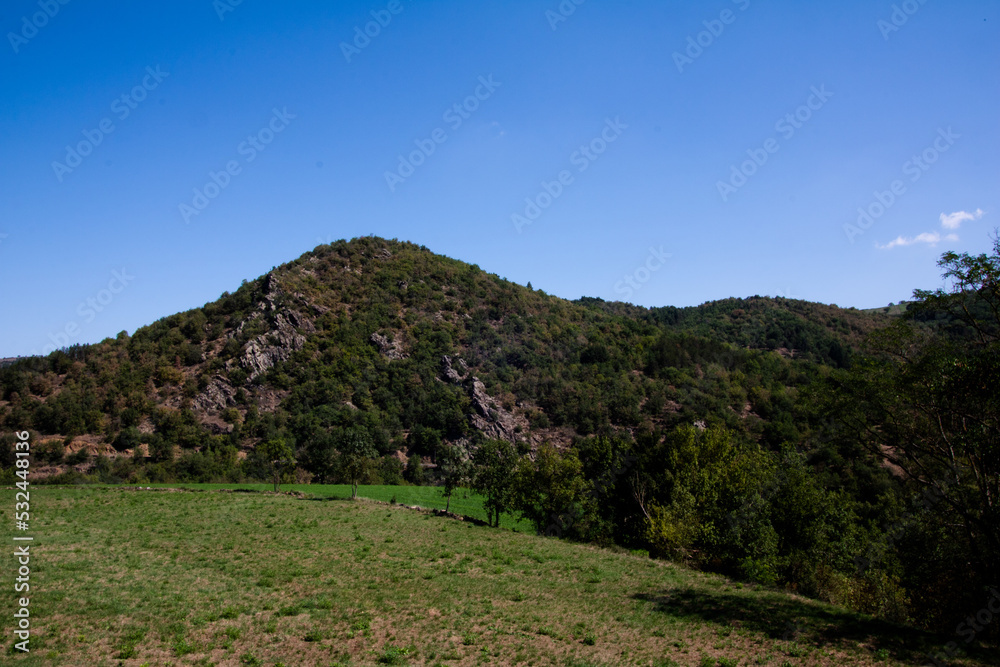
(472, 439, 518, 527)
(379, 455, 404, 486)
(829, 236, 1000, 627)
(437, 443, 471, 513)
(403, 453, 425, 486)
(513, 443, 590, 540)
(336, 428, 378, 499)
(249, 438, 296, 491)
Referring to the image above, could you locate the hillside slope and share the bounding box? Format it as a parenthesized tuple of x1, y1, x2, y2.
(0, 236, 887, 461)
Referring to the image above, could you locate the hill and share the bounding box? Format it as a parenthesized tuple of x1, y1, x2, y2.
(4, 235, 997, 643)
(0, 236, 888, 462)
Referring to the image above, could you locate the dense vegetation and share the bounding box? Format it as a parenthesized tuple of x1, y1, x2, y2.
(1, 235, 997, 650)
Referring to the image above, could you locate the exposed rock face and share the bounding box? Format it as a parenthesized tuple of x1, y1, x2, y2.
(195, 273, 314, 415)
(468, 378, 527, 443)
(194, 375, 237, 412)
(232, 274, 315, 381)
(239, 312, 309, 379)
(370, 332, 407, 360)
(440, 356, 527, 443)
(441, 355, 466, 383)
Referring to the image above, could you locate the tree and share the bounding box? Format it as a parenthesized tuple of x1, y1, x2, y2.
(833, 236, 1000, 618)
(404, 453, 426, 486)
(438, 443, 471, 513)
(471, 439, 517, 527)
(147, 435, 174, 464)
(380, 455, 404, 485)
(338, 428, 377, 499)
(512, 443, 588, 537)
(256, 438, 296, 492)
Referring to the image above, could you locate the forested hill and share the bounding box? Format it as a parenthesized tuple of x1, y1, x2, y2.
(3, 235, 999, 640)
(0, 236, 887, 460)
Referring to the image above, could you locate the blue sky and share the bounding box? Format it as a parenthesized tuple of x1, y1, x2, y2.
(1, 0, 998, 357)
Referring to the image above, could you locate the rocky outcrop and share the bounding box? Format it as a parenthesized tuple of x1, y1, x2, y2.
(239, 312, 309, 379)
(468, 377, 527, 443)
(193, 274, 315, 419)
(440, 356, 527, 443)
(194, 375, 237, 412)
(370, 332, 407, 360)
(231, 274, 315, 381)
(441, 355, 466, 383)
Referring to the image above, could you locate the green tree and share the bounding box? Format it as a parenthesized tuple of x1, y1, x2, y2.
(380, 455, 404, 485)
(471, 439, 517, 527)
(255, 438, 296, 492)
(634, 425, 781, 581)
(513, 443, 588, 537)
(404, 453, 426, 486)
(438, 443, 471, 513)
(147, 435, 174, 464)
(338, 428, 377, 499)
(833, 237, 1000, 618)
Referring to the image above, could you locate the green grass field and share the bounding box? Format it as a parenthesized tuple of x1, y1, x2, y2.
(142, 484, 532, 531)
(2, 486, 994, 666)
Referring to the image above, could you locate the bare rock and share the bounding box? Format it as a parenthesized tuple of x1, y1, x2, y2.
(236, 311, 310, 381)
(441, 355, 467, 383)
(467, 377, 528, 443)
(194, 375, 236, 412)
(370, 332, 407, 360)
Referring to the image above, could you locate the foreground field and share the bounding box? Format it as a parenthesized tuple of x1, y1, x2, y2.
(143, 483, 532, 531)
(2, 487, 994, 666)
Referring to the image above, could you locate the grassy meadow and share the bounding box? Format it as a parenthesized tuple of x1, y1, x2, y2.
(141, 484, 533, 532)
(2, 486, 994, 666)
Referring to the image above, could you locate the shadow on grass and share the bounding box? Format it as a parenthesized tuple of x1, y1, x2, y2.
(633, 586, 997, 666)
(304, 494, 493, 527)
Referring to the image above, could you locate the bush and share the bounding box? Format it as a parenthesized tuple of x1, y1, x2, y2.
(33, 439, 65, 465)
(379, 456, 404, 485)
(404, 454, 425, 486)
(65, 447, 90, 466)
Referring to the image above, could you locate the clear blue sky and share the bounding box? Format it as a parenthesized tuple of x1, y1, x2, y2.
(2, 0, 998, 357)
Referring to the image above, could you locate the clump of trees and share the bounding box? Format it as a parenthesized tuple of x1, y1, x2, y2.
(828, 236, 1000, 629)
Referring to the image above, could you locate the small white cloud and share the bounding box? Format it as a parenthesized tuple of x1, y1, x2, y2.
(939, 208, 984, 230)
(877, 231, 958, 250)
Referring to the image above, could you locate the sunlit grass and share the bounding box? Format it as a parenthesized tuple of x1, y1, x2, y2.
(0, 487, 990, 666)
(142, 482, 532, 530)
